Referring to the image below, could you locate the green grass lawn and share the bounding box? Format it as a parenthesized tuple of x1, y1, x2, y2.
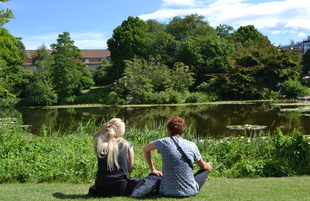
(81, 86, 109, 95)
(1, 176, 309, 201)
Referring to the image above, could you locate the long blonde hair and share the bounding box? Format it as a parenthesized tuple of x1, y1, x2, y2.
(94, 118, 130, 171)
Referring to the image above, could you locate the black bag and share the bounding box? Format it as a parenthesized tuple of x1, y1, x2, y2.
(130, 173, 162, 198)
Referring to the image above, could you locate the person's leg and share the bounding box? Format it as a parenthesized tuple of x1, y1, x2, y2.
(95, 181, 127, 197)
(123, 178, 140, 196)
(194, 169, 208, 190)
(88, 185, 97, 196)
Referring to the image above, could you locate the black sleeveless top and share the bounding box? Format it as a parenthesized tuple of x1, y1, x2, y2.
(95, 141, 132, 186)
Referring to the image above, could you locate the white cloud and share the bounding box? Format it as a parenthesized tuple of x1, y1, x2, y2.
(298, 32, 307, 37)
(162, 0, 196, 6)
(140, 0, 310, 35)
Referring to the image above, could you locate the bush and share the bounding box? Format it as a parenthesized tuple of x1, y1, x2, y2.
(0, 119, 309, 183)
(278, 79, 310, 98)
(81, 76, 95, 89)
(104, 91, 124, 105)
(185, 92, 218, 103)
(0, 98, 20, 107)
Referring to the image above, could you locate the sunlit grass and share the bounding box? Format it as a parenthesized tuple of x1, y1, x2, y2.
(1, 176, 309, 201)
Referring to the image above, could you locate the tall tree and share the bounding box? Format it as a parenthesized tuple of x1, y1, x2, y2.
(50, 32, 85, 103)
(21, 44, 57, 106)
(166, 14, 216, 41)
(0, 28, 27, 96)
(146, 19, 179, 67)
(231, 25, 267, 46)
(107, 16, 149, 82)
(203, 37, 303, 99)
(216, 24, 234, 39)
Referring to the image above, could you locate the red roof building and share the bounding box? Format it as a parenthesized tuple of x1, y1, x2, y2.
(24, 49, 110, 71)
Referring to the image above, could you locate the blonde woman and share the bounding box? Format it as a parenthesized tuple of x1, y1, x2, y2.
(88, 118, 138, 197)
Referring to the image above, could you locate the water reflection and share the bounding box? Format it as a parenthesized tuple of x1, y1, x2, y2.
(1, 102, 309, 138)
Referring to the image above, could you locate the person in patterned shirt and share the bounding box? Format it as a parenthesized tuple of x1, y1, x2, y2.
(142, 116, 213, 197)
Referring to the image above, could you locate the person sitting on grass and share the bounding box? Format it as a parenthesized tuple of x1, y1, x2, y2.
(88, 118, 139, 197)
(142, 116, 213, 197)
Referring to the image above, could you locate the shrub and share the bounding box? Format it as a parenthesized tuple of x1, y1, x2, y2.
(81, 76, 95, 89)
(278, 79, 310, 98)
(0, 119, 309, 183)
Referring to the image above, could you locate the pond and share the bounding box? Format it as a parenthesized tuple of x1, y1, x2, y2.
(1, 101, 310, 138)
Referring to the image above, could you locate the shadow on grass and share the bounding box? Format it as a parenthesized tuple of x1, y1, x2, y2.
(53, 192, 91, 199)
(52, 192, 164, 200)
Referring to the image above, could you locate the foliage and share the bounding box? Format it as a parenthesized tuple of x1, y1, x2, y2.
(113, 59, 194, 104)
(185, 92, 218, 103)
(80, 76, 95, 89)
(0, 28, 27, 99)
(277, 78, 310, 98)
(1, 118, 309, 184)
(216, 24, 234, 39)
(231, 25, 266, 46)
(20, 44, 57, 106)
(107, 16, 150, 82)
(93, 58, 112, 85)
(0, 0, 14, 27)
(166, 14, 216, 42)
(204, 37, 303, 100)
(50, 32, 86, 104)
(146, 19, 178, 67)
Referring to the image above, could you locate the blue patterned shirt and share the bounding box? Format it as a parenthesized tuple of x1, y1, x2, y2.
(154, 136, 201, 197)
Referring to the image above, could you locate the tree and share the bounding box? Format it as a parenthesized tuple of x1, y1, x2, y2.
(216, 24, 234, 39)
(146, 22, 179, 67)
(93, 58, 112, 85)
(302, 49, 310, 74)
(21, 44, 57, 106)
(114, 59, 194, 103)
(50, 32, 86, 103)
(176, 35, 234, 88)
(0, 28, 27, 97)
(107, 16, 150, 82)
(166, 14, 216, 41)
(0, 0, 14, 27)
(231, 25, 267, 46)
(203, 37, 303, 99)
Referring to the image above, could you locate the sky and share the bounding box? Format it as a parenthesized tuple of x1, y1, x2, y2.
(2, 0, 310, 50)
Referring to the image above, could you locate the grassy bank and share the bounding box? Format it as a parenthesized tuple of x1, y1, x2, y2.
(1, 176, 309, 201)
(1, 118, 310, 183)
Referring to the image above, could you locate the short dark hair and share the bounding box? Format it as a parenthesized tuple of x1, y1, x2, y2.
(167, 116, 186, 136)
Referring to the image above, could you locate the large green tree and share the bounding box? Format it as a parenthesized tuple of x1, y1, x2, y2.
(21, 44, 57, 106)
(0, 28, 27, 97)
(107, 16, 150, 82)
(50, 32, 86, 103)
(231, 25, 266, 46)
(166, 14, 216, 41)
(146, 19, 178, 68)
(203, 37, 303, 99)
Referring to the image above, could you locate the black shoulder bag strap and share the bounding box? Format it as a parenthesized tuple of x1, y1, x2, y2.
(170, 137, 194, 169)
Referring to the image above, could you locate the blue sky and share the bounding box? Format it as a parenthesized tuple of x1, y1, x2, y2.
(2, 0, 310, 50)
